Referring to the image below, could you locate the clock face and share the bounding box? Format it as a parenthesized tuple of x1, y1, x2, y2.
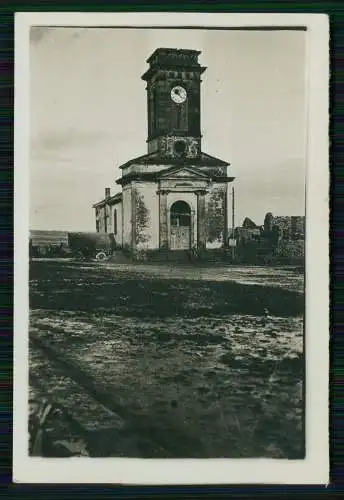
(171, 86, 187, 104)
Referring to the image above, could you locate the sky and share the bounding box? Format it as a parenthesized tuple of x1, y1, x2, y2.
(29, 27, 307, 231)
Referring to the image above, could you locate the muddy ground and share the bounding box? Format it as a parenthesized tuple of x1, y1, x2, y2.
(29, 260, 304, 458)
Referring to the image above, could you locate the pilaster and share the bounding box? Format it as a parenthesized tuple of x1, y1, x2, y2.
(196, 189, 207, 250)
(158, 189, 169, 249)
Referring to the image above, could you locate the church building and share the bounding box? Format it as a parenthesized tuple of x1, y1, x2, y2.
(93, 48, 235, 255)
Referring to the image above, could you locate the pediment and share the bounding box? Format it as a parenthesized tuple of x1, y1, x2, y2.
(158, 166, 210, 181)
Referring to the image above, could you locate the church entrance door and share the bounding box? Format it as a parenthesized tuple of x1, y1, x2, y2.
(170, 200, 191, 250)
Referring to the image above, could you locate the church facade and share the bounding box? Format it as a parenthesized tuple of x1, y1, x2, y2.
(93, 48, 235, 254)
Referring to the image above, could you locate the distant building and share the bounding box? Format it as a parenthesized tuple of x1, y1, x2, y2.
(236, 213, 305, 242)
(29, 230, 69, 248)
(93, 190, 122, 236)
(92, 48, 235, 254)
(234, 212, 305, 262)
(234, 216, 261, 242)
(234, 226, 261, 243)
(272, 215, 305, 240)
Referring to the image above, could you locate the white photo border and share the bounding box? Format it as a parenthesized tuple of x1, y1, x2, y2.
(13, 12, 329, 485)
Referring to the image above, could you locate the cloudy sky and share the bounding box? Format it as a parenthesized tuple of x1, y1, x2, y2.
(29, 27, 307, 231)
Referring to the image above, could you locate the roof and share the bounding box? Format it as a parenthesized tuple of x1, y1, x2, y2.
(142, 48, 206, 80)
(92, 191, 122, 209)
(68, 232, 112, 245)
(159, 165, 210, 180)
(146, 48, 202, 65)
(116, 166, 235, 186)
(118, 151, 230, 170)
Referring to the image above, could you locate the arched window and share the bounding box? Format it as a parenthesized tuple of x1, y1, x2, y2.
(170, 200, 191, 227)
(113, 209, 118, 235)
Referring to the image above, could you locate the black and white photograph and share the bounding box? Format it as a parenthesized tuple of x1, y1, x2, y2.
(14, 13, 329, 485)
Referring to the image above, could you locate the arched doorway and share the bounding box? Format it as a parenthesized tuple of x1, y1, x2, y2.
(170, 200, 191, 250)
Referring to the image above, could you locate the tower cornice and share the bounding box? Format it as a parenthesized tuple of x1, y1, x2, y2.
(142, 65, 206, 81)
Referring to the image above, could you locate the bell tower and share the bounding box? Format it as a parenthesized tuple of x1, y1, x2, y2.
(141, 48, 206, 161)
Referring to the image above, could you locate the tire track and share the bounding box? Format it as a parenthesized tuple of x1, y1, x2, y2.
(30, 332, 205, 458)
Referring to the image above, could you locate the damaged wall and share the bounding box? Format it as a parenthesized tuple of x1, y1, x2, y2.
(132, 182, 158, 250)
(205, 184, 227, 249)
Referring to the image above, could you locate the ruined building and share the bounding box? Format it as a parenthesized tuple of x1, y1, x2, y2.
(93, 48, 234, 255)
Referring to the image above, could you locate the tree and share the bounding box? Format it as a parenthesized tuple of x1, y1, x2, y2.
(264, 212, 274, 233)
(133, 189, 150, 245)
(271, 224, 282, 247)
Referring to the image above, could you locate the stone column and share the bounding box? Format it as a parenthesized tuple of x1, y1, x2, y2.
(223, 185, 229, 248)
(158, 190, 169, 249)
(167, 208, 171, 249)
(190, 210, 196, 248)
(196, 190, 207, 250)
(131, 187, 137, 250)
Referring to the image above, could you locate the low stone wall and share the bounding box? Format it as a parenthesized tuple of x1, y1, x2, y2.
(233, 237, 304, 266)
(276, 240, 304, 258)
